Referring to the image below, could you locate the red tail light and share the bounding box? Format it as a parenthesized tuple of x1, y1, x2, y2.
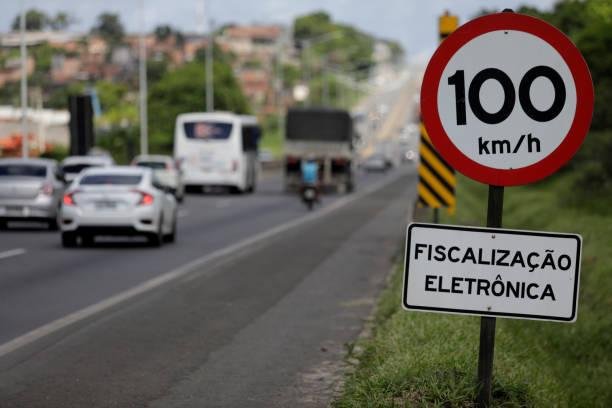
(40, 182, 54, 196)
(136, 191, 154, 206)
(63, 192, 76, 206)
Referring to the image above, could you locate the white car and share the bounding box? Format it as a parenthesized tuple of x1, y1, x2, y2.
(60, 166, 177, 247)
(60, 155, 115, 184)
(131, 155, 185, 203)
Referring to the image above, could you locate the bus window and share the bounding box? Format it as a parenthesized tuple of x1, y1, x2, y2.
(241, 125, 261, 152)
(184, 121, 233, 141)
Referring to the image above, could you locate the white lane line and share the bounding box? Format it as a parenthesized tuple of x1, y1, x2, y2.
(0, 248, 26, 260)
(0, 169, 410, 358)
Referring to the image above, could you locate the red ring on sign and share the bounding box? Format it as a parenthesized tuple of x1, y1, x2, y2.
(420, 12, 594, 186)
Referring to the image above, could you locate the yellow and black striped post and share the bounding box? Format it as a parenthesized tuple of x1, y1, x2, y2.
(416, 11, 459, 222)
(417, 122, 456, 215)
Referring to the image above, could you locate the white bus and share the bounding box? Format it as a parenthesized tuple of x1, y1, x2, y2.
(174, 112, 261, 194)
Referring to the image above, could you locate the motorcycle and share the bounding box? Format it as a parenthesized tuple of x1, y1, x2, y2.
(300, 184, 319, 210)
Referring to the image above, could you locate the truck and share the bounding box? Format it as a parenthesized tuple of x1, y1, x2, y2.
(284, 107, 356, 193)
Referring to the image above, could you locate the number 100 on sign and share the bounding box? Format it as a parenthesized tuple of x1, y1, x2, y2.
(421, 13, 593, 186)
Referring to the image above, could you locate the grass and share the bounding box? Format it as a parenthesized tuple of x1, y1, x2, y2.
(334, 170, 612, 407)
(259, 126, 284, 158)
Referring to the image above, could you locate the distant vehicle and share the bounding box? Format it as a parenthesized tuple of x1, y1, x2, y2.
(403, 150, 416, 162)
(257, 148, 276, 166)
(60, 166, 177, 247)
(174, 112, 260, 194)
(0, 158, 64, 230)
(361, 153, 392, 172)
(399, 123, 419, 142)
(284, 108, 355, 193)
(132, 155, 185, 203)
(60, 155, 115, 184)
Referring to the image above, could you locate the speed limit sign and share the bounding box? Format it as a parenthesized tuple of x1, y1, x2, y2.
(421, 12, 593, 186)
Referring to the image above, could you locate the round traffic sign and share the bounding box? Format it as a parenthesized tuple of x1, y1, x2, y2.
(421, 12, 593, 186)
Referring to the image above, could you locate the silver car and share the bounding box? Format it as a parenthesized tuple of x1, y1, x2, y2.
(0, 158, 64, 230)
(60, 155, 115, 184)
(131, 155, 185, 203)
(60, 166, 178, 247)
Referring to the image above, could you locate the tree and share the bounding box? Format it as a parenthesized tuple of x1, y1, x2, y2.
(49, 12, 76, 31)
(148, 60, 250, 153)
(11, 9, 49, 31)
(293, 11, 333, 41)
(91, 13, 125, 45)
(154, 25, 173, 41)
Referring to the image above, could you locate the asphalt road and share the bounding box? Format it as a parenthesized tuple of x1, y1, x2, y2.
(0, 170, 394, 345)
(0, 72, 421, 407)
(0, 165, 417, 408)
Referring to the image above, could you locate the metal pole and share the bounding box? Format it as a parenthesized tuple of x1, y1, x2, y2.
(276, 40, 284, 140)
(302, 40, 310, 107)
(322, 56, 329, 106)
(477, 185, 504, 407)
(206, 16, 214, 112)
(20, 3, 28, 158)
(138, 0, 148, 155)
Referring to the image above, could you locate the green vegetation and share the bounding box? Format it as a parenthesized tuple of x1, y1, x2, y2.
(10, 9, 75, 32)
(335, 163, 612, 406)
(147, 56, 250, 153)
(259, 115, 283, 157)
(90, 13, 125, 46)
(292, 11, 400, 107)
(335, 2, 612, 405)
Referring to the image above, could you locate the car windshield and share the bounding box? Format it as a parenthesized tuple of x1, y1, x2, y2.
(136, 161, 167, 170)
(63, 163, 99, 174)
(80, 174, 142, 185)
(0, 164, 47, 178)
(184, 121, 233, 141)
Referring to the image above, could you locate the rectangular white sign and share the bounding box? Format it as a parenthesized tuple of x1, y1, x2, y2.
(403, 223, 581, 322)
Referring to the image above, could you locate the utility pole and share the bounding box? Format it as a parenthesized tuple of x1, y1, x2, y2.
(20, 3, 28, 158)
(138, 0, 148, 155)
(276, 38, 284, 140)
(322, 55, 329, 106)
(205, 5, 214, 112)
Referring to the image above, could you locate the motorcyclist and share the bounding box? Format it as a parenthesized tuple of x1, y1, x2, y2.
(301, 155, 319, 186)
(300, 155, 320, 203)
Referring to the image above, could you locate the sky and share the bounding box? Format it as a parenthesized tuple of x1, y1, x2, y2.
(2, 0, 559, 62)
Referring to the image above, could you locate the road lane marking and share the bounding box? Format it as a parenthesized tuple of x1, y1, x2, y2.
(0, 248, 26, 260)
(0, 167, 413, 359)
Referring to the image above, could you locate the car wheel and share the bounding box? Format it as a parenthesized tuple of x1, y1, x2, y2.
(164, 216, 177, 243)
(62, 232, 77, 248)
(148, 218, 164, 247)
(229, 186, 243, 195)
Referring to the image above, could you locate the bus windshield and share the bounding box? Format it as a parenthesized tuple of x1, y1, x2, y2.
(184, 121, 233, 141)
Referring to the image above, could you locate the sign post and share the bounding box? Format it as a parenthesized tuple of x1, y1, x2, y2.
(478, 185, 503, 406)
(411, 9, 593, 407)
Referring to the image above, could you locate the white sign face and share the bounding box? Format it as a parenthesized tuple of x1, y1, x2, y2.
(403, 223, 581, 322)
(437, 30, 577, 170)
